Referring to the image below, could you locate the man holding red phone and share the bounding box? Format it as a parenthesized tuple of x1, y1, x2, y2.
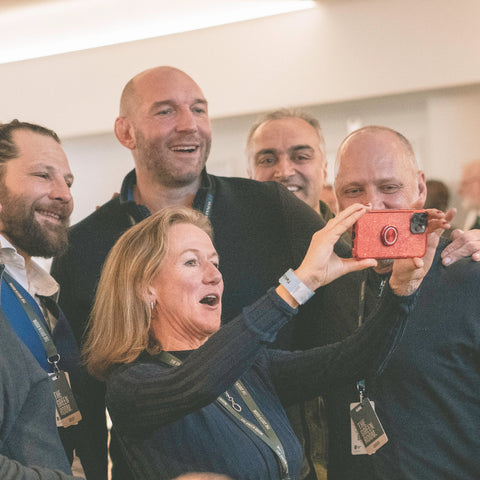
(326, 126, 480, 480)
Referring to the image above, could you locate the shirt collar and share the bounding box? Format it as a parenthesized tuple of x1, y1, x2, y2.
(120, 167, 212, 209)
(0, 234, 59, 301)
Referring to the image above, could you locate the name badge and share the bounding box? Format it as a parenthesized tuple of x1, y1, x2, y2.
(350, 398, 388, 455)
(49, 370, 82, 427)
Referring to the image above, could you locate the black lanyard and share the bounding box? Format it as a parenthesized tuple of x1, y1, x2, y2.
(357, 271, 388, 399)
(159, 351, 290, 480)
(1, 269, 60, 369)
(127, 175, 215, 226)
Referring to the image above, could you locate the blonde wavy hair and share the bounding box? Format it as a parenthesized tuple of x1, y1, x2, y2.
(82, 206, 213, 380)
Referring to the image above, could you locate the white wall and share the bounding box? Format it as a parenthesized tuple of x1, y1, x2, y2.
(2, 0, 480, 137)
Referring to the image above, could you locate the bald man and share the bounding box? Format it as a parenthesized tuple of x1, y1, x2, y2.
(322, 126, 480, 480)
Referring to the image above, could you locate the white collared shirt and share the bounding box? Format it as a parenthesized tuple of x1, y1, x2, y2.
(0, 234, 59, 329)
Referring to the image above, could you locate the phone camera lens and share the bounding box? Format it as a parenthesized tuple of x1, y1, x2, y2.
(410, 212, 428, 234)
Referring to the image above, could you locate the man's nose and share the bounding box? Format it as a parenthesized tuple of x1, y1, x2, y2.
(359, 189, 384, 210)
(50, 178, 73, 203)
(274, 157, 295, 179)
(175, 109, 197, 132)
(369, 195, 385, 210)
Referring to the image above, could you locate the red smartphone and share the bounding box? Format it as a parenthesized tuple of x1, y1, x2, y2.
(352, 210, 428, 259)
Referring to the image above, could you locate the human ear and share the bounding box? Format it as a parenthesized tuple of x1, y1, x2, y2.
(114, 116, 136, 150)
(416, 171, 427, 207)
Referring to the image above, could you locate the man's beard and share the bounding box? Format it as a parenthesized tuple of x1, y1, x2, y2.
(0, 189, 70, 258)
(136, 131, 211, 187)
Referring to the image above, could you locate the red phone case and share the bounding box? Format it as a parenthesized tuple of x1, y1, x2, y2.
(352, 210, 427, 259)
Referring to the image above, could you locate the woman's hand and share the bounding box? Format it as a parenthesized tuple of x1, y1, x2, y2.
(389, 208, 450, 296)
(294, 203, 377, 291)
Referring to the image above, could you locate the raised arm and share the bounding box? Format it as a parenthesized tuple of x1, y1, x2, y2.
(107, 205, 376, 434)
(271, 208, 448, 405)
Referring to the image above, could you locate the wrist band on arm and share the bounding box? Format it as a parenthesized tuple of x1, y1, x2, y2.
(279, 269, 314, 305)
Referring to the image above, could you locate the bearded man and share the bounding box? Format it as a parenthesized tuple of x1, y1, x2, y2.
(0, 120, 95, 479)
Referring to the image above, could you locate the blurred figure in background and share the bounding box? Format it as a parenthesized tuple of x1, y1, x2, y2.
(425, 179, 450, 211)
(459, 159, 480, 230)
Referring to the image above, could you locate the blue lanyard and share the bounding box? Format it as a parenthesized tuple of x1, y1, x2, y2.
(1, 269, 60, 368)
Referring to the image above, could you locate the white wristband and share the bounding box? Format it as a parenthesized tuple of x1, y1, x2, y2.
(278, 269, 314, 305)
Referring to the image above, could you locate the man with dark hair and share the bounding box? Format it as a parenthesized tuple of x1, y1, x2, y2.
(0, 120, 85, 478)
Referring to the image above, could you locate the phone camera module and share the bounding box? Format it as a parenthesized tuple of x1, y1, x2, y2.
(410, 212, 428, 234)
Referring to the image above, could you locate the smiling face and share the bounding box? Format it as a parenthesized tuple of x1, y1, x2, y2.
(117, 67, 212, 188)
(148, 222, 224, 350)
(334, 128, 426, 212)
(248, 117, 327, 212)
(0, 129, 73, 258)
(334, 128, 426, 272)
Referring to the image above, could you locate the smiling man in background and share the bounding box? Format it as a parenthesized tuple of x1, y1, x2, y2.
(247, 109, 334, 222)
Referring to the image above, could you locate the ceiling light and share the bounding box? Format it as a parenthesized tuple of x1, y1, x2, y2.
(0, 0, 316, 64)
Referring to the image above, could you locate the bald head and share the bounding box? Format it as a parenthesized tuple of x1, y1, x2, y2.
(334, 126, 426, 212)
(114, 66, 212, 194)
(119, 67, 202, 116)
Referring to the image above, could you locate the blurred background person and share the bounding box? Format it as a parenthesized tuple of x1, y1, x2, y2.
(425, 179, 450, 211)
(459, 159, 480, 230)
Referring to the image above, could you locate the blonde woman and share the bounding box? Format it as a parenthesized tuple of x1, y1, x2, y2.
(84, 205, 442, 480)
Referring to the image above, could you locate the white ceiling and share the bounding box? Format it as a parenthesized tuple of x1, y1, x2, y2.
(0, 0, 315, 64)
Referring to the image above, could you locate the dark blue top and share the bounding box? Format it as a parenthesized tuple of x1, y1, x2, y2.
(369, 245, 480, 480)
(107, 286, 415, 480)
(310, 240, 480, 480)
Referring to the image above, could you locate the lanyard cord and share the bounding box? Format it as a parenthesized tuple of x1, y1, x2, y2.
(127, 176, 215, 226)
(357, 271, 388, 399)
(1, 268, 60, 369)
(159, 351, 290, 480)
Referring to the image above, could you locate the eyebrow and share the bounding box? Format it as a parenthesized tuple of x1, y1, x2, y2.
(49, 166, 74, 184)
(149, 98, 208, 112)
(33, 164, 74, 184)
(288, 145, 314, 153)
(181, 248, 218, 259)
(340, 178, 403, 189)
(255, 148, 277, 157)
(255, 144, 314, 156)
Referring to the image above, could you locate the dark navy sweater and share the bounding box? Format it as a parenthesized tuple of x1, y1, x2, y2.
(106, 286, 415, 480)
